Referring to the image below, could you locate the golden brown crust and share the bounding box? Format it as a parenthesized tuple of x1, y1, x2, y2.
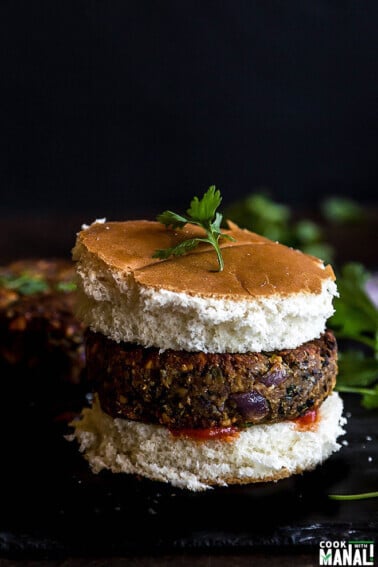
(75, 220, 335, 298)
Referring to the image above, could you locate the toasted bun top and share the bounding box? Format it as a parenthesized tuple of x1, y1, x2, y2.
(75, 219, 334, 299)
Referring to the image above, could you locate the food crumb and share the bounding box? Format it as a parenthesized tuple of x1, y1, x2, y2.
(366, 435, 373, 441)
(368, 456, 373, 462)
(341, 440, 349, 446)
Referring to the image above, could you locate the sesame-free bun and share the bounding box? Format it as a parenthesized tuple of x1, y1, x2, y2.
(69, 392, 346, 491)
(72, 220, 337, 353)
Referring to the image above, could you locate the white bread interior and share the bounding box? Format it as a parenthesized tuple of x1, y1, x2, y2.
(73, 220, 338, 353)
(69, 392, 346, 491)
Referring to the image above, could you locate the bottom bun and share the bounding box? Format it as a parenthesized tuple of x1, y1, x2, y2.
(69, 392, 346, 491)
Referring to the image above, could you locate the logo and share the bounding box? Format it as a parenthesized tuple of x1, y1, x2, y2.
(319, 540, 375, 566)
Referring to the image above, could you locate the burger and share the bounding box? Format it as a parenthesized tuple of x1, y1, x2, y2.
(69, 196, 346, 491)
(0, 258, 85, 385)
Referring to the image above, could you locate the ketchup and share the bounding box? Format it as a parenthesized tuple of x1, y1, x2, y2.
(169, 426, 239, 442)
(293, 408, 319, 431)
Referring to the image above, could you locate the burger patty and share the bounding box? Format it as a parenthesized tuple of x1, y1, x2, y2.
(86, 329, 338, 429)
(0, 259, 85, 384)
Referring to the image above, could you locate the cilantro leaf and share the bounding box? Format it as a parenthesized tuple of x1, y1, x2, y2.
(154, 186, 234, 271)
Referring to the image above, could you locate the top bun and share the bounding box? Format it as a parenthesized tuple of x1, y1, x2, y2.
(72, 220, 337, 353)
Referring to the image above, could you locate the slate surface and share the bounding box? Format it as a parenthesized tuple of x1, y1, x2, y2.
(0, 375, 376, 559)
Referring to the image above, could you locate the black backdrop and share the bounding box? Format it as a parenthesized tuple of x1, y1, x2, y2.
(1, 1, 378, 219)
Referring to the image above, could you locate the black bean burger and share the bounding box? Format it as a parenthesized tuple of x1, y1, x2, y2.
(69, 218, 346, 490)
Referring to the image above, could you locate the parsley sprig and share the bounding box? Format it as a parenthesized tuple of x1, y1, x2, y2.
(153, 186, 235, 271)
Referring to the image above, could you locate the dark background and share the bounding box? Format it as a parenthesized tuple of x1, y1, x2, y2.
(1, 1, 378, 220)
(0, 4, 377, 562)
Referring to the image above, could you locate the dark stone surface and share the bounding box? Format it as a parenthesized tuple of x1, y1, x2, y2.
(0, 379, 376, 559)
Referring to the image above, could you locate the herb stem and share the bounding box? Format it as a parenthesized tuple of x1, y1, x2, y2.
(336, 385, 377, 396)
(329, 491, 378, 501)
(208, 232, 224, 272)
(215, 240, 224, 271)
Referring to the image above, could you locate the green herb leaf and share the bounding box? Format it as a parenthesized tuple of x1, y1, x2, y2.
(294, 220, 323, 244)
(224, 193, 291, 242)
(154, 186, 234, 271)
(300, 242, 334, 264)
(0, 272, 50, 295)
(153, 238, 202, 259)
(156, 210, 188, 229)
(336, 351, 378, 388)
(329, 263, 378, 352)
(55, 280, 77, 293)
(187, 185, 222, 223)
(321, 197, 365, 223)
(224, 192, 334, 261)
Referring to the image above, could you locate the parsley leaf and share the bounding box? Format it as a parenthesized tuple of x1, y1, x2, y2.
(321, 197, 365, 223)
(330, 263, 378, 352)
(55, 280, 77, 293)
(331, 264, 378, 408)
(153, 238, 201, 259)
(155, 210, 188, 229)
(0, 272, 77, 295)
(0, 272, 49, 295)
(336, 351, 378, 408)
(224, 192, 334, 263)
(153, 186, 235, 271)
(337, 351, 378, 388)
(186, 186, 222, 223)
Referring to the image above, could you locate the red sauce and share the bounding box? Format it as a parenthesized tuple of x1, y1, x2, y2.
(53, 411, 80, 424)
(293, 408, 319, 431)
(169, 426, 240, 442)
